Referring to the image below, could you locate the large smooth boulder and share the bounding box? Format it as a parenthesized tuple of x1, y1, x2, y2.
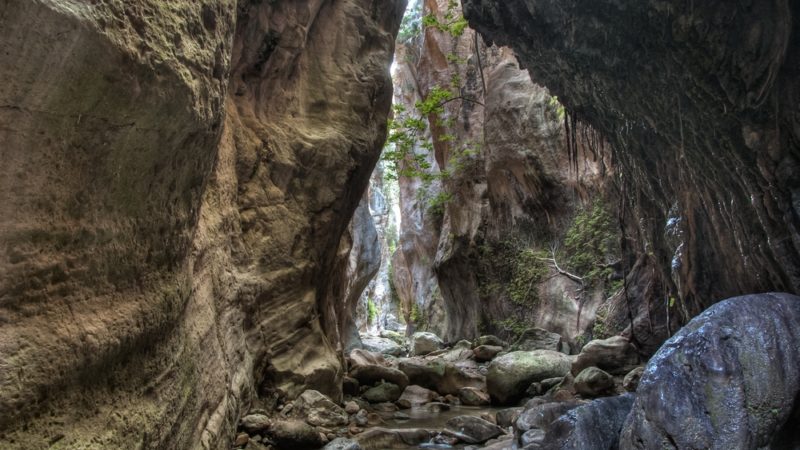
(350, 365, 409, 390)
(572, 336, 639, 376)
(620, 293, 800, 449)
(487, 351, 572, 404)
(295, 390, 348, 427)
(410, 332, 444, 355)
(542, 394, 635, 449)
(398, 358, 446, 388)
(361, 336, 405, 357)
(240, 414, 271, 434)
(510, 328, 565, 352)
(397, 358, 484, 395)
(349, 349, 387, 369)
(445, 416, 504, 444)
(574, 367, 615, 398)
(396, 385, 438, 408)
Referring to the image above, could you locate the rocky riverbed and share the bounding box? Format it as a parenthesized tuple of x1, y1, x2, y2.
(231, 327, 643, 449)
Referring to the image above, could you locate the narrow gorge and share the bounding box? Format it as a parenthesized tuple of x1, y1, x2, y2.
(0, 1, 798, 449)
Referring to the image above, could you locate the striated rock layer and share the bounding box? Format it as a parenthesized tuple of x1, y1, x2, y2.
(462, 0, 800, 328)
(0, 0, 405, 448)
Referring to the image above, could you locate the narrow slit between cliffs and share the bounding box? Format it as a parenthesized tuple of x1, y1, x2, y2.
(236, 1, 642, 449)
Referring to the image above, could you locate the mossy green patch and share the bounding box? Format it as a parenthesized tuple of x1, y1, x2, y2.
(563, 200, 619, 285)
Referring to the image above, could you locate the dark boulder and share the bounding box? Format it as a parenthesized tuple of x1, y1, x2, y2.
(445, 415, 504, 444)
(620, 293, 800, 449)
(269, 420, 323, 450)
(350, 365, 409, 390)
(541, 394, 634, 449)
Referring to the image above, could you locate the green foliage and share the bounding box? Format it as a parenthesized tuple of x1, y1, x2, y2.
(410, 302, 425, 327)
(547, 95, 566, 121)
(509, 249, 549, 306)
(492, 317, 528, 339)
(428, 191, 453, 217)
(592, 303, 611, 339)
(564, 201, 619, 285)
(397, 0, 423, 43)
(421, 0, 469, 37)
(367, 298, 378, 323)
(382, 0, 479, 214)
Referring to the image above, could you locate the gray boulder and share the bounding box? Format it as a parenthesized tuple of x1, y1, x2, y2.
(458, 387, 491, 406)
(474, 335, 507, 348)
(487, 350, 572, 404)
(473, 345, 503, 362)
(240, 413, 271, 434)
(397, 358, 484, 395)
(410, 331, 444, 355)
(355, 428, 432, 449)
(396, 385, 438, 408)
(511, 327, 564, 352)
(269, 420, 323, 450)
(542, 394, 634, 449)
(622, 366, 644, 392)
(495, 407, 523, 428)
(323, 438, 362, 450)
(295, 390, 348, 427)
(572, 336, 638, 376)
(361, 335, 404, 357)
(445, 415, 504, 444)
(574, 367, 615, 397)
(350, 364, 409, 390)
(363, 383, 402, 403)
(620, 293, 800, 450)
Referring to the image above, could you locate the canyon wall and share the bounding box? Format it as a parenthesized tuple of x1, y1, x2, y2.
(0, 0, 404, 448)
(391, 0, 623, 346)
(462, 0, 800, 333)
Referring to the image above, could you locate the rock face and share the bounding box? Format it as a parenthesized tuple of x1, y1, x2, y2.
(511, 328, 565, 352)
(0, 0, 405, 447)
(620, 293, 800, 449)
(462, 0, 800, 346)
(487, 350, 572, 404)
(391, 0, 615, 344)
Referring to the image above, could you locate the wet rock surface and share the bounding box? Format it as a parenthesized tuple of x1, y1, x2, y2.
(620, 293, 800, 449)
(542, 394, 635, 450)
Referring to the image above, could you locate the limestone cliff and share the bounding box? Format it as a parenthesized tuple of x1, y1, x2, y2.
(0, 0, 404, 448)
(390, 0, 619, 345)
(462, 0, 800, 344)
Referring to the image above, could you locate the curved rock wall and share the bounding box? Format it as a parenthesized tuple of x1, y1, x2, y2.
(462, 0, 800, 322)
(391, 0, 617, 344)
(0, 0, 404, 448)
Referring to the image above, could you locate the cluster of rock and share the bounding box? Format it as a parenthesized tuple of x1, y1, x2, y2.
(231, 294, 800, 449)
(230, 327, 647, 449)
